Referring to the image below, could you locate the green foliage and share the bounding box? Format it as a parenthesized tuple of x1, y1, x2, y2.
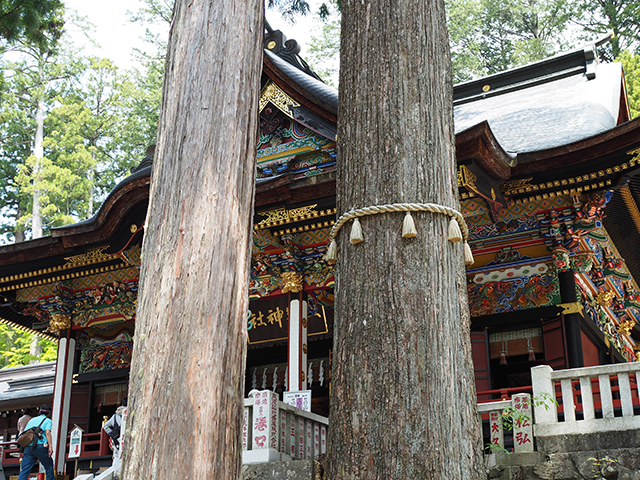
(485, 442, 509, 454)
(0, 0, 65, 53)
(305, 10, 340, 86)
(447, 0, 485, 81)
(618, 50, 640, 118)
(267, 0, 310, 22)
(0, 324, 56, 368)
(573, 0, 640, 60)
(447, 0, 576, 78)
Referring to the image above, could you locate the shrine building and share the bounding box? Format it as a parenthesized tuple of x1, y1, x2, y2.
(0, 31, 638, 475)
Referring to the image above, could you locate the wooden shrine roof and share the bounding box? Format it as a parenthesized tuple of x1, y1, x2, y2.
(0, 35, 639, 337)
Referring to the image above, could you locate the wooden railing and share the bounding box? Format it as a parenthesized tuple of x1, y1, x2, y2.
(477, 385, 533, 403)
(243, 390, 328, 464)
(0, 441, 22, 465)
(531, 363, 640, 437)
(0, 430, 110, 469)
(64, 430, 111, 459)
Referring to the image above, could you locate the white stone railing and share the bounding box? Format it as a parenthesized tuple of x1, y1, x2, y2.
(242, 390, 328, 465)
(478, 394, 534, 453)
(531, 363, 640, 438)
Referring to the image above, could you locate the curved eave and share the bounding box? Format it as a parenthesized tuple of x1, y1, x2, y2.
(51, 167, 151, 246)
(263, 50, 337, 124)
(0, 169, 150, 268)
(455, 121, 516, 180)
(513, 116, 640, 176)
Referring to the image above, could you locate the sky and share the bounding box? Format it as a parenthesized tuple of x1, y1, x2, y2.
(63, 0, 322, 71)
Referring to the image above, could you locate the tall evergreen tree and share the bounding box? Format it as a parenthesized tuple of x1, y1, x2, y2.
(326, 0, 484, 476)
(0, 0, 65, 53)
(121, 0, 263, 477)
(2, 40, 82, 238)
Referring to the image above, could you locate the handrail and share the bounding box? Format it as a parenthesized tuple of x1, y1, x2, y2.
(532, 363, 640, 437)
(243, 390, 328, 464)
(477, 385, 533, 402)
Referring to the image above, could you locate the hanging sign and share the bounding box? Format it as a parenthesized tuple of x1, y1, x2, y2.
(283, 390, 312, 412)
(68, 427, 83, 458)
(248, 296, 329, 344)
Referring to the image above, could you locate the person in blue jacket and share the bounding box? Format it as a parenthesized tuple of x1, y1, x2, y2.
(18, 404, 55, 480)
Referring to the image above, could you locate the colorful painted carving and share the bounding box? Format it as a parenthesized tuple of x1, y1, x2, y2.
(73, 281, 137, 328)
(46, 314, 71, 334)
(551, 247, 571, 273)
(468, 273, 560, 317)
(570, 252, 594, 273)
(79, 341, 133, 374)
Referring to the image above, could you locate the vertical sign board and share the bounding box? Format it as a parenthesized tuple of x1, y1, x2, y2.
(489, 410, 503, 450)
(68, 427, 82, 458)
(283, 390, 312, 412)
(252, 390, 279, 450)
(512, 394, 534, 453)
(289, 299, 301, 392)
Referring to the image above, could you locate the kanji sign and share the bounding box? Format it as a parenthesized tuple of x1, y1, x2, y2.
(283, 390, 311, 412)
(247, 297, 329, 344)
(68, 427, 83, 458)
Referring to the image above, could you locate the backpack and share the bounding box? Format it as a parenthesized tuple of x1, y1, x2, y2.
(109, 416, 121, 447)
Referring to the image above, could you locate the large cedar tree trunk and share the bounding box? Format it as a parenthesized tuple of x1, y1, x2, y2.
(326, 0, 484, 477)
(121, 0, 263, 478)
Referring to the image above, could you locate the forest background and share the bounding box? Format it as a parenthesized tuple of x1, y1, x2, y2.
(0, 0, 638, 367)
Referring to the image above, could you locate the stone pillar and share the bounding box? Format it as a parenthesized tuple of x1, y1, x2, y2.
(287, 296, 308, 392)
(243, 390, 281, 464)
(512, 394, 534, 453)
(489, 410, 503, 450)
(51, 332, 75, 472)
(531, 365, 557, 425)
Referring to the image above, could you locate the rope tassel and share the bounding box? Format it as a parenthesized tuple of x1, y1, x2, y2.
(350, 217, 363, 244)
(322, 202, 472, 266)
(402, 212, 417, 238)
(464, 242, 474, 266)
(448, 218, 463, 243)
(325, 240, 338, 264)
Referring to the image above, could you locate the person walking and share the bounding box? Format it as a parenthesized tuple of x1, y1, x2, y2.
(17, 405, 54, 480)
(17, 408, 33, 436)
(103, 398, 127, 452)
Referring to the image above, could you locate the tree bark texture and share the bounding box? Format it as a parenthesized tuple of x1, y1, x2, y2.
(326, 0, 484, 478)
(121, 1, 263, 478)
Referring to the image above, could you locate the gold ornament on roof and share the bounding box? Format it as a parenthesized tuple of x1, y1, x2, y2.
(595, 290, 615, 306)
(46, 314, 71, 334)
(64, 246, 114, 268)
(258, 204, 319, 226)
(259, 81, 300, 118)
(617, 319, 636, 337)
(281, 271, 303, 293)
